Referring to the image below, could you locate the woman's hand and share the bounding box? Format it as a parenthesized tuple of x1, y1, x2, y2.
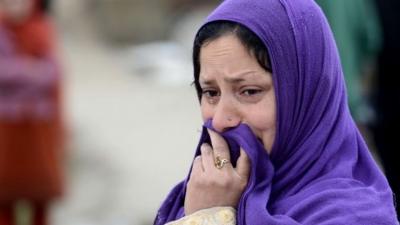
(184, 129, 251, 215)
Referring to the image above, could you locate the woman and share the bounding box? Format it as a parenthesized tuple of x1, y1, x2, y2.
(155, 0, 399, 224)
(0, 0, 64, 224)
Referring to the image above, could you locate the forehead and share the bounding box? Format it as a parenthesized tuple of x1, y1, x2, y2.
(200, 34, 249, 60)
(199, 34, 261, 78)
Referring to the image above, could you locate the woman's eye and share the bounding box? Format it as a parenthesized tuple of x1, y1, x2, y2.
(201, 89, 220, 104)
(202, 90, 219, 97)
(241, 89, 262, 96)
(238, 88, 265, 103)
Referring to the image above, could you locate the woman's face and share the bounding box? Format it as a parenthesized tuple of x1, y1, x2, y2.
(199, 34, 276, 153)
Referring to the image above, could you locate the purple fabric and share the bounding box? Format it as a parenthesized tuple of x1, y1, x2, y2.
(155, 0, 398, 224)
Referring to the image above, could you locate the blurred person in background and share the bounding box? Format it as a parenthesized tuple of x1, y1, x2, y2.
(315, 0, 381, 129)
(0, 0, 64, 224)
(315, 0, 400, 217)
(373, 0, 400, 218)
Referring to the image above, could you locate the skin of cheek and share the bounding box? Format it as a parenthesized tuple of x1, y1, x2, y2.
(249, 99, 276, 153)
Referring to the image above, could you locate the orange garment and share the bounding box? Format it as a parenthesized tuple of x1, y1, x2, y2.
(0, 0, 64, 204)
(0, 85, 64, 202)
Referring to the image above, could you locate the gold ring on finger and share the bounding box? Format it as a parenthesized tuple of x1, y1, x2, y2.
(215, 156, 230, 169)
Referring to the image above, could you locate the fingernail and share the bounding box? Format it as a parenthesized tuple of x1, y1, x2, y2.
(200, 143, 210, 152)
(207, 128, 216, 135)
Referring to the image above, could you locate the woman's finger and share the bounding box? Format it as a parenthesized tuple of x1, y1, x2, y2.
(200, 143, 216, 171)
(191, 155, 204, 177)
(236, 148, 251, 180)
(208, 129, 231, 161)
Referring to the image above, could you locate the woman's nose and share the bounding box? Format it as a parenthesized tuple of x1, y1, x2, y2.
(212, 99, 240, 132)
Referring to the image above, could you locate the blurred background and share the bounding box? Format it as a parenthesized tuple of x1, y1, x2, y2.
(0, 0, 399, 224)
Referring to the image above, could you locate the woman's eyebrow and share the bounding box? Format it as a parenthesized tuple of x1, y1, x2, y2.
(200, 71, 259, 85)
(199, 79, 216, 85)
(223, 77, 246, 83)
(224, 71, 257, 83)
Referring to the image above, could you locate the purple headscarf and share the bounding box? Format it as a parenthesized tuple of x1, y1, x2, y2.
(155, 0, 399, 224)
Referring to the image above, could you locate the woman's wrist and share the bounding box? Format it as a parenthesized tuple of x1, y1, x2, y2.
(167, 207, 236, 225)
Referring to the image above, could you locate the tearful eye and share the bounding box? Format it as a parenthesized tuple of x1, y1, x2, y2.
(201, 89, 220, 104)
(237, 88, 265, 103)
(242, 89, 262, 96)
(202, 90, 219, 97)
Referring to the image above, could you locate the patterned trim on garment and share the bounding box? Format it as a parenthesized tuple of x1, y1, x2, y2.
(166, 207, 236, 225)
